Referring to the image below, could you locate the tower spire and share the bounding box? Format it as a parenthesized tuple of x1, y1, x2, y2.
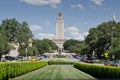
(58, 11, 62, 19)
(58, 11, 61, 16)
(113, 12, 116, 22)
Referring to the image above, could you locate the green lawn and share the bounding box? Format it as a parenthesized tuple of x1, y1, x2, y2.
(11, 65, 96, 80)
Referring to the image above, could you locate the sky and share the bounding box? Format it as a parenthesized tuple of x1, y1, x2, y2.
(0, 0, 120, 40)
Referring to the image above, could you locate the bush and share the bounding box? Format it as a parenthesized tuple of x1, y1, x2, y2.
(0, 61, 48, 80)
(74, 62, 120, 78)
(48, 61, 74, 65)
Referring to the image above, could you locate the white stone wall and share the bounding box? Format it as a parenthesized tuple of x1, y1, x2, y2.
(9, 43, 19, 57)
(8, 38, 33, 57)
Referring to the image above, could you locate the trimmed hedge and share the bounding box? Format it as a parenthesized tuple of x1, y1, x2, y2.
(74, 62, 120, 78)
(0, 61, 48, 80)
(48, 61, 74, 65)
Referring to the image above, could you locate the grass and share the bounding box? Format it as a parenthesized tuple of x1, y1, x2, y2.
(11, 65, 96, 80)
(50, 58, 71, 62)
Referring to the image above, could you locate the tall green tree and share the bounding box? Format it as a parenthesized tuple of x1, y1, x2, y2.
(18, 21, 33, 56)
(1, 18, 33, 56)
(63, 39, 85, 54)
(43, 39, 58, 50)
(85, 21, 119, 58)
(1, 18, 20, 42)
(85, 28, 98, 53)
(27, 45, 39, 56)
(0, 26, 11, 61)
(112, 38, 120, 59)
(34, 39, 58, 55)
(63, 39, 79, 50)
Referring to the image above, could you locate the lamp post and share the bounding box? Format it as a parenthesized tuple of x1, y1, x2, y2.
(111, 25, 114, 60)
(25, 47, 28, 60)
(111, 27, 113, 52)
(111, 12, 116, 60)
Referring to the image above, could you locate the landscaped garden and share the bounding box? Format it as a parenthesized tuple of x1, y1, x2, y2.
(1, 58, 120, 80)
(10, 65, 95, 80)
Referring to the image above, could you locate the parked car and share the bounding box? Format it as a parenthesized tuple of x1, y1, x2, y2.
(39, 55, 47, 60)
(29, 57, 38, 61)
(16, 56, 23, 61)
(5, 56, 18, 61)
(104, 60, 111, 66)
(86, 59, 93, 63)
(110, 60, 120, 67)
(103, 60, 119, 66)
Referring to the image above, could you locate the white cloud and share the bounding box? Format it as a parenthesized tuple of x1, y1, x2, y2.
(91, 0, 104, 6)
(46, 21, 51, 25)
(70, 3, 84, 9)
(66, 26, 89, 41)
(90, 5, 96, 10)
(29, 25, 42, 31)
(66, 26, 80, 38)
(74, 32, 89, 41)
(66, 26, 79, 33)
(83, 22, 88, 25)
(35, 33, 55, 40)
(82, 32, 89, 39)
(20, 0, 61, 8)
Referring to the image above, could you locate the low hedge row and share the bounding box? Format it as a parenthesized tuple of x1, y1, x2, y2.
(74, 62, 120, 78)
(48, 61, 74, 65)
(0, 61, 48, 80)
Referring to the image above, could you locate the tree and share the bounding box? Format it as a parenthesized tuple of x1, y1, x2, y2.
(63, 39, 79, 50)
(27, 45, 39, 56)
(18, 21, 33, 56)
(1, 18, 20, 42)
(63, 39, 85, 54)
(112, 38, 120, 59)
(0, 27, 11, 61)
(85, 28, 98, 54)
(1, 18, 33, 56)
(74, 42, 86, 54)
(84, 20, 120, 59)
(18, 44, 26, 56)
(34, 39, 58, 55)
(43, 39, 58, 50)
(81, 44, 91, 55)
(34, 39, 49, 55)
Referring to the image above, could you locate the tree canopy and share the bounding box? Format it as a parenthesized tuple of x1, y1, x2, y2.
(85, 20, 120, 59)
(63, 20, 120, 59)
(63, 39, 85, 54)
(0, 18, 33, 57)
(0, 27, 11, 60)
(0, 18, 58, 58)
(34, 39, 58, 55)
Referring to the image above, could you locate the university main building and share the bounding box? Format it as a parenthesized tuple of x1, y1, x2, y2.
(53, 12, 66, 50)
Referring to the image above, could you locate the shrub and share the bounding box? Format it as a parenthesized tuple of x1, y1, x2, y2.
(74, 62, 120, 78)
(0, 61, 48, 80)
